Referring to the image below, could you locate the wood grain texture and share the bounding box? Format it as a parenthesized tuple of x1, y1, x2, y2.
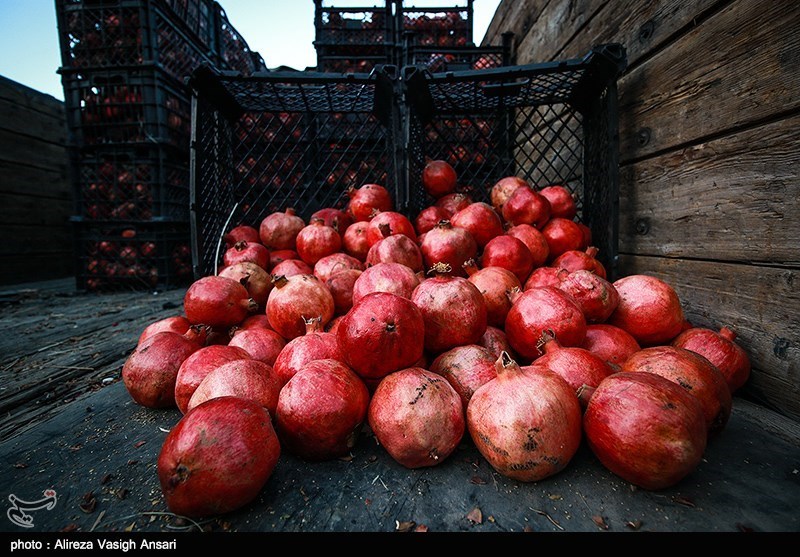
(513, 0, 605, 64)
(0, 254, 74, 285)
(0, 159, 72, 197)
(481, 0, 547, 50)
(619, 115, 800, 264)
(0, 95, 68, 145)
(0, 75, 64, 120)
(618, 254, 800, 421)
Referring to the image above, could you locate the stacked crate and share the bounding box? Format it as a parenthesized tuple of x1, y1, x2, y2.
(55, 0, 265, 291)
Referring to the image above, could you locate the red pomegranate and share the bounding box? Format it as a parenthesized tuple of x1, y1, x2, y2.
(342, 221, 371, 261)
(273, 317, 343, 387)
(311, 207, 353, 236)
(414, 206, 449, 235)
(270, 258, 312, 278)
(551, 246, 607, 279)
(337, 292, 425, 380)
(187, 359, 281, 416)
(174, 344, 251, 414)
(539, 184, 577, 220)
(480, 235, 534, 283)
(326, 268, 362, 315)
(218, 261, 273, 309)
(490, 176, 528, 213)
(276, 359, 370, 460)
(608, 274, 685, 345)
(266, 274, 334, 340)
(346, 184, 392, 222)
(366, 211, 417, 246)
(137, 316, 190, 346)
(411, 269, 487, 353)
(420, 221, 477, 277)
(295, 219, 342, 265)
(577, 222, 592, 250)
(259, 208, 305, 250)
(621, 346, 732, 436)
(223, 241, 269, 270)
(368, 368, 464, 468)
(122, 328, 206, 409)
(505, 286, 587, 360)
(158, 397, 280, 517)
(672, 326, 751, 393)
(224, 224, 260, 247)
(228, 327, 286, 366)
(351, 262, 420, 303)
(541, 218, 585, 262)
(450, 202, 504, 248)
(366, 233, 424, 272)
(422, 160, 458, 199)
(581, 324, 641, 365)
(430, 344, 498, 409)
(467, 352, 582, 482)
(435, 192, 472, 217)
(184, 276, 258, 329)
(313, 252, 364, 283)
(524, 266, 565, 290)
(269, 249, 299, 270)
(583, 372, 707, 490)
(479, 326, 518, 360)
(236, 314, 273, 331)
(507, 224, 550, 268)
(502, 187, 551, 228)
(556, 269, 620, 323)
(463, 260, 521, 328)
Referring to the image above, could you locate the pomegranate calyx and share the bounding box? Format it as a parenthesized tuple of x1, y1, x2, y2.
(427, 262, 452, 276)
(234, 240, 248, 251)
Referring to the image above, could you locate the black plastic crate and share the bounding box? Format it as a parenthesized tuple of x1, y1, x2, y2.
(189, 65, 400, 278)
(164, 0, 215, 49)
(55, 0, 218, 85)
(404, 31, 514, 72)
(403, 44, 627, 277)
(61, 65, 191, 150)
(316, 54, 391, 73)
(73, 220, 193, 291)
(314, 0, 395, 49)
(216, 5, 267, 76)
(72, 145, 190, 222)
(398, 0, 473, 48)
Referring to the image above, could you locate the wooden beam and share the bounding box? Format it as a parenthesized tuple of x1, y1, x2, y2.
(0, 75, 65, 121)
(0, 95, 68, 145)
(481, 0, 548, 50)
(0, 159, 72, 198)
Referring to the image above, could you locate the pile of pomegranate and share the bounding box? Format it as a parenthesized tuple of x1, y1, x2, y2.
(122, 160, 751, 518)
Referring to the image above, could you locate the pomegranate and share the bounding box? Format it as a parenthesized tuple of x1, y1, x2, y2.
(311, 207, 353, 236)
(556, 269, 620, 323)
(184, 276, 257, 329)
(430, 344, 497, 409)
(326, 268, 362, 315)
(505, 286, 587, 360)
(411, 265, 487, 353)
(325, 315, 345, 335)
(346, 184, 392, 222)
(480, 235, 534, 283)
(608, 274, 685, 345)
(295, 219, 342, 265)
(501, 186, 551, 228)
(269, 249, 298, 270)
(539, 184, 577, 220)
(122, 328, 206, 408)
(583, 372, 707, 490)
(541, 218, 585, 262)
(313, 252, 364, 283)
(450, 202, 504, 248)
(137, 316, 190, 346)
(342, 221, 371, 261)
(463, 260, 521, 327)
(224, 224, 260, 247)
(237, 314, 273, 332)
(422, 159, 458, 198)
(577, 222, 592, 249)
(228, 327, 286, 366)
(223, 240, 269, 270)
(507, 224, 550, 268)
(368, 368, 464, 468)
(337, 292, 425, 380)
(490, 176, 528, 213)
(621, 346, 732, 436)
(435, 192, 472, 217)
(414, 206, 449, 235)
(266, 274, 334, 340)
(158, 397, 280, 517)
(273, 317, 342, 386)
(534, 331, 615, 407)
(366, 233, 424, 272)
(672, 326, 751, 393)
(479, 326, 518, 360)
(467, 352, 582, 482)
(270, 258, 313, 277)
(581, 324, 641, 365)
(276, 359, 369, 460)
(523, 266, 565, 290)
(551, 246, 607, 279)
(351, 262, 420, 303)
(366, 211, 417, 246)
(174, 344, 251, 414)
(419, 221, 477, 277)
(187, 359, 281, 416)
(218, 261, 272, 309)
(259, 208, 304, 250)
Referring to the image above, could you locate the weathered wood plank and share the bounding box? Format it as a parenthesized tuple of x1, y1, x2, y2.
(0, 128, 71, 174)
(0, 192, 73, 227)
(619, 114, 800, 264)
(481, 0, 548, 50)
(0, 224, 73, 256)
(0, 75, 65, 121)
(0, 158, 72, 198)
(617, 254, 800, 421)
(0, 254, 74, 286)
(0, 95, 68, 145)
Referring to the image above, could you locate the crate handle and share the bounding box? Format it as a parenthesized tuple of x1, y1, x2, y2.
(479, 78, 530, 98)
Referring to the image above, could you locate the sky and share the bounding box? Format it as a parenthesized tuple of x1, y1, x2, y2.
(0, 0, 501, 101)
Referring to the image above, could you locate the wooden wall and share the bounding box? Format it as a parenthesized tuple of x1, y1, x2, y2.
(484, 0, 800, 420)
(0, 76, 73, 285)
